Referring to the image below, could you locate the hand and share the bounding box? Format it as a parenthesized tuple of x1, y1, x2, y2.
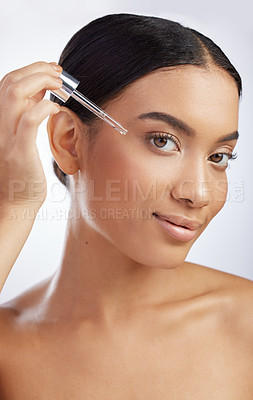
(0, 61, 63, 211)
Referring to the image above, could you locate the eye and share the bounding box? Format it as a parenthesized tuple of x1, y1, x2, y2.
(144, 132, 179, 152)
(209, 152, 238, 167)
(144, 132, 238, 167)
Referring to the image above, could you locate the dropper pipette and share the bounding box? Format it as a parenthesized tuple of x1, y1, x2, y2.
(49, 70, 128, 135)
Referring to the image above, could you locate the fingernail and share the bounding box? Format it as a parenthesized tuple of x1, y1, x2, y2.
(51, 63, 62, 72)
(54, 77, 62, 85)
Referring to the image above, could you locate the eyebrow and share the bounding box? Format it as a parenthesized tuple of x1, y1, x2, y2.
(137, 112, 239, 143)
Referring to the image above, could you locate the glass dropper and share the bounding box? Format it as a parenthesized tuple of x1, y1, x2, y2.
(49, 69, 128, 136)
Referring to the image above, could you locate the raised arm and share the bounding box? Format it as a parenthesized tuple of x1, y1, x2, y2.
(0, 61, 62, 291)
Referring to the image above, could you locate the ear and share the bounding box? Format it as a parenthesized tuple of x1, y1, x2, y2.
(47, 107, 82, 175)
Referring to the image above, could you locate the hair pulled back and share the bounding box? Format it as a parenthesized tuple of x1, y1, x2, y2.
(50, 13, 242, 188)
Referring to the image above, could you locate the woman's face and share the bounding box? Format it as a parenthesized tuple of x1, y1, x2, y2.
(76, 65, 239, 269)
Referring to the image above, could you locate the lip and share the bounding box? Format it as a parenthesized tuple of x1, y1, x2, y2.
(154, 213, 203, 230)
(153, 212, 202, 242)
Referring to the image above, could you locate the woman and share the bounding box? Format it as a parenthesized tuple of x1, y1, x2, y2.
(0, 13, 252, 398)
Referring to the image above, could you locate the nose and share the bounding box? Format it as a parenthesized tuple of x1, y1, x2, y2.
(170, 160, 212, 208)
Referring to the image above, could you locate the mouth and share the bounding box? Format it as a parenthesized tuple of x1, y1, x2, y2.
(152, 212, 202, 242)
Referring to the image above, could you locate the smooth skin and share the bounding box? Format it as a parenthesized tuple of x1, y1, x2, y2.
(0, 62, 252, 399)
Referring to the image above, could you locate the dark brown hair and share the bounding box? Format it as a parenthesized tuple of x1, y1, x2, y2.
(50, 13, 242, 188)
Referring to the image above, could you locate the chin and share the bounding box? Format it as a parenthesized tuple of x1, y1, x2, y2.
(119, 240, 189, 270)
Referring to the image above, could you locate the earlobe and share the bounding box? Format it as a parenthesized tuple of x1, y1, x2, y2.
(47, 107, 80, 175)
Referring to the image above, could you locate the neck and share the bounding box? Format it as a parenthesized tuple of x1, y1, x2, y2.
(45, 211, 191, 324)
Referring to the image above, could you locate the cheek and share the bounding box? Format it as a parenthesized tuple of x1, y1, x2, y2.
(83, 140, 188, 268)
(209, 178, 228, 219)
(83, 138, 162, 241)
(88, 137, 160, 207)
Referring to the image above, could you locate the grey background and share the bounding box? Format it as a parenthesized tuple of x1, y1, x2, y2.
(0, 0, 252, 303)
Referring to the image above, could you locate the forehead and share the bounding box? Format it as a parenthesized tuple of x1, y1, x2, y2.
(107, 65, 239, 132)
(124, 66, 238, 110)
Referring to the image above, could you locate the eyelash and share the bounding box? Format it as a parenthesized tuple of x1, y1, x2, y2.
(144, 132, 238, 167)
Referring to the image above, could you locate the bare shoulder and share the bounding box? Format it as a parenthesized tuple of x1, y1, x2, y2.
(0, 277, 51, 358)
(185, 261, 253, 347)
(0, 297, 21, 364)
(185, 260, 253, 294)
(0, 298, 19, 336)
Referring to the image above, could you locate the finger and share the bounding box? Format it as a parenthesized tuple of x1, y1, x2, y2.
(0, 75, 62, 143)
(0, 61, 62, 90)
(5, 72, 62, 102)
(15, 99, 60, 151)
